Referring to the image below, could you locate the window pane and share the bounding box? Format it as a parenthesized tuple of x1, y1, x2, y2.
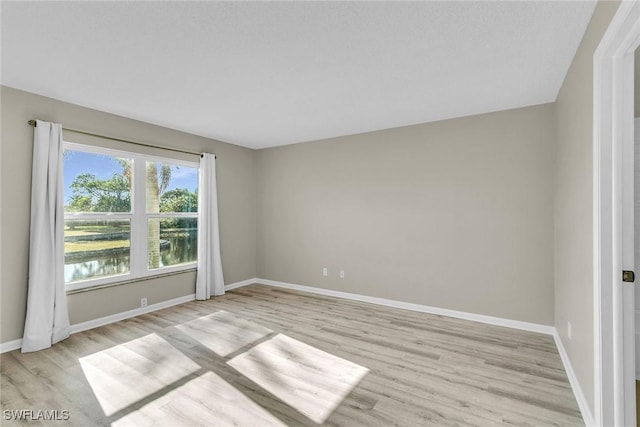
(64, 150, 132, 213)
(64, 220, 131, 283)
(148, 218, 197, 269)
(146, 161, 198, 213)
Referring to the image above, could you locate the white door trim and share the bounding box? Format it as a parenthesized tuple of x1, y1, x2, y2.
(594, 2, 640, 426)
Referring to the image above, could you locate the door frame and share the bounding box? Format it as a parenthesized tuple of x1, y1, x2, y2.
(594, 2, 640, 426)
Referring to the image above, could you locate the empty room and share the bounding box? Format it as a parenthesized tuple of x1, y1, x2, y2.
(2, 1, 640, 426)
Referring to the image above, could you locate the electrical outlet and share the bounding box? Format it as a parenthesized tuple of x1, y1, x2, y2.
(339, 270, 345, 279)
(567, 321, 572, 340)
(322, 267, 328, 277)
(141, 297, 148, 308)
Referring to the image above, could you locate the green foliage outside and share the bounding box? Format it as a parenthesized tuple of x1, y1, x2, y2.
(64, 162, 197, 255)
(65, 164, 198, 215)
(67, 173, 131, 213)
(159, 188, 198, 228)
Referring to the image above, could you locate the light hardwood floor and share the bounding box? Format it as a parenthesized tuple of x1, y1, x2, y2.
(0, 284, 583, 426)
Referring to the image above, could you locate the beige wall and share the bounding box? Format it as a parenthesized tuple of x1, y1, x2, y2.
(0, 86, 257, 343)
(257, 104, 556, 325)
(554, 0, 620, 416)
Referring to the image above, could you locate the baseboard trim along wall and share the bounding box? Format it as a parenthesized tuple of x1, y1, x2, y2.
(552, 331, 594, 426)
(224, 278, 257, 291)
(68, 293, 197, 335)
(0, 278, 253, 354)
(254, 278, 554, 334)
(243, 278, 590, 426)
(0, 293, 196, 354)
(0, 276, 591, 426)
(0, 339, 22, 355)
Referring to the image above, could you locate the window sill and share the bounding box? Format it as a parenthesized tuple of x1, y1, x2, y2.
(65, 267, 197, 295)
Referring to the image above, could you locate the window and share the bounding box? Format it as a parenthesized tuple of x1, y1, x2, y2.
(63, 143, 198, 291)
(145, 161, 198, 270)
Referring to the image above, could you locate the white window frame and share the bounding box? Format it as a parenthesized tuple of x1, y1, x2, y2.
(63, 141, 199, 292)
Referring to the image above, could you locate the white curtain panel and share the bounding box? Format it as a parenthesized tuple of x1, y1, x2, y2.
(196, 153, 225, 300)
(22, 120, 70, 353)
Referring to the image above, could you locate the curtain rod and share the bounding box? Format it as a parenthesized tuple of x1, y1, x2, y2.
(27, 120, 208, 158)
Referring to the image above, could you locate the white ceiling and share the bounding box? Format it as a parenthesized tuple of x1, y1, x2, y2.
(1, 1, 596, 149)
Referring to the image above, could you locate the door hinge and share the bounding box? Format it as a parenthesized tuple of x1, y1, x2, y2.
(623, 270, 635, 283)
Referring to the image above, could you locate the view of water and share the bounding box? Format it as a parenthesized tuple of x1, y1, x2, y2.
(64, 233, 197, 283)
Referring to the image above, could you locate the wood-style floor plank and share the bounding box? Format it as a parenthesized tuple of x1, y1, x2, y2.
(1, 284, 583, 426)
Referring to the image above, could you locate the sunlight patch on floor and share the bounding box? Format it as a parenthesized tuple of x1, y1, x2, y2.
(111, 371, 288, 427)
(79, 333, 200, 416)
(227, 333, 369, 424)
(175, 310, 273, 357)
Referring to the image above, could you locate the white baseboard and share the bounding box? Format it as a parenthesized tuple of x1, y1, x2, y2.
(224, 278, 257, 291)
(69, 293, 196, 335)
(254, 278, 590, 426)
(0, 276, 591, 427)
(255, 278, 555, 335)
(0, 338, 23, 353)
(0, 277, 259, 354)
(553, 331, 594, 427)
(1, 293, 196, 354)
